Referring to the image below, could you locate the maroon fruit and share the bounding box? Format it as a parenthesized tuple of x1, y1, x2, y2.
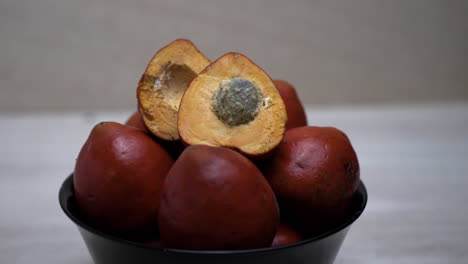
(158, 145, 280, 250)
(265, 126, 359, 234)
(271, 223, 303, 247)
(273, 80, 307, 130)
(74, 122, 174, 237)
(125, 111, 149, 133)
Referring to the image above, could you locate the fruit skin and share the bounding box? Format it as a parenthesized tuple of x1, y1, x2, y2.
(125, 111, 149, 133)
(158, 145, 280, 250)
(125, 111, 185, 159)
(264, 126, 360, 235)
(271, 224, 303, 247)
(273, 80, 307, 130)
(74, 122, 174, 238)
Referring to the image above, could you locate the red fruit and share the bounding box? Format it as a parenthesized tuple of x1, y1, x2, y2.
(271, 224, 302, 247)
(265, 126, 360, 234)
(273, 80, 307, 130)
(125, 111, 149, 133)
(158, 145, 280, 250)
(125, 111, 185, 159)
(74, 122, 174, 237)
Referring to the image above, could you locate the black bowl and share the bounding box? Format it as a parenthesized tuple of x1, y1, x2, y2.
(59, 174, 367, 264)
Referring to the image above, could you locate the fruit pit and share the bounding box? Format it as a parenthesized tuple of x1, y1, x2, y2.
(212, 77, 262, 127)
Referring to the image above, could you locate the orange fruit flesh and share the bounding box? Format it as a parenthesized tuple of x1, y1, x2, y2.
(178, 52, 287, 156)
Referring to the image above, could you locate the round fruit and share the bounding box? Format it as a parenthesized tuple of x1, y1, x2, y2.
(74, 122, 174, 237)
(158, 145, 280, 250)
(125, 111, 149, 133)
(271, 223, 302, 247)
(265, 126, 360, 234)
(273, 80, 307, 129)
(125, 111, 185, 159)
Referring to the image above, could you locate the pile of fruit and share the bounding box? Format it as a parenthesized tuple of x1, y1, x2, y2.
(73, 39, 360, 250)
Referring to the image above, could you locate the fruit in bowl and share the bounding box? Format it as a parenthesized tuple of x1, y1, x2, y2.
(74, 122, 173, 238)
(137, 39, 211, 142)
(264, 126, 360, 235)
(271, 223, 303, 247)
(65, 40, 365, 263)
(273, 80, 308, 130)
(177, 52, 287, 157)
(124, 111, 148, 133)
(158, 145, 279, 250)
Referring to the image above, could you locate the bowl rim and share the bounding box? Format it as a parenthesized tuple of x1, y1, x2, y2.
(59, 174, 367, 255)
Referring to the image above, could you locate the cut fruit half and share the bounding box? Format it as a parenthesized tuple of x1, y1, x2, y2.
(137, 39, 211, 141)
(178, 52, 287, 157)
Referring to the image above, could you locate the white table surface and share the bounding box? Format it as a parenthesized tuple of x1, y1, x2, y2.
(1, 103, 467, 264)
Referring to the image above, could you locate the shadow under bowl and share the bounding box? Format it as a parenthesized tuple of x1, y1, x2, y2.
(59, 174, 367, 264)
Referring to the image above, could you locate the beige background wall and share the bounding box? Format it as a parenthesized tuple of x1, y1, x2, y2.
(1, 0, 467, 112)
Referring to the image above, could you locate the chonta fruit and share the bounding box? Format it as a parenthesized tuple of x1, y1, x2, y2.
(271, 223, 303, 247)
(178, 52, 287, 157)
(158, 145, 280, 250)
(125, 111, 149, 133)
(273, 80, 308, 130)
(125, 111, 185, 159)
(137, 39, 211, 141)
(74, 122, 174, 237)
(264, 126, 360, 235)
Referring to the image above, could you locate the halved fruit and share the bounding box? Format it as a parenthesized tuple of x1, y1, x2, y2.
(137, 39, 210, 141)
(178, 52, 287, 157)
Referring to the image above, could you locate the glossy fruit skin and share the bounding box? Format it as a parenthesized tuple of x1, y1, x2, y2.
(158, 145, 280, 250)
(125, 111, 149, 133)
(271, 223, 303, 247)
(74, 122, 174, 238)
(265, 126, 359, 235)
(273, 80, 307, 130)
